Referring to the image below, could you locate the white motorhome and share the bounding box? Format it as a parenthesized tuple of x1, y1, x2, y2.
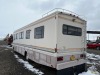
(13, 9, 87, 75)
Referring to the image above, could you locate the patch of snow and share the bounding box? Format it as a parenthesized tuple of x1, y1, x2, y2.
(11, 51, 13, 53)
(79, 53, 100, 75)
(86, 53, 100, 65)
(95, 55, 100, 59)
(0, 45, 13, 49)
(14, 54, 44, 75)
(14, 55, 19, 59)
(6, 46, 13, 49)
(5, 49, 8, 50)
(79, 70, 99, 75)
(89, 58, 98, 60)
(86, 61, 93, 65)
(79, 66, 100, 75)
(0, 45, 7, 47)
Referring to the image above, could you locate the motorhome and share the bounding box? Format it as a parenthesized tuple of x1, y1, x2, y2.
(13, 9, 87, 75)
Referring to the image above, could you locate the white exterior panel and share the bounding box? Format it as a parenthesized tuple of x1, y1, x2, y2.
(57, 14, 86, 52)
(13, 17, 57, 51)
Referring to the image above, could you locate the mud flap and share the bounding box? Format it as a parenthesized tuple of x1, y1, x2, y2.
(57, 63, 86, 75)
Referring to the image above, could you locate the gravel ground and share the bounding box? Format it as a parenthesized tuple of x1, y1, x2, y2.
(0, 45, 36, 75)
(0, 41, 56, 75)
(87, 49, 100, 55)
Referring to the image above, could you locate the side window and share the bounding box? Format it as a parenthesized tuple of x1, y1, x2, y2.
(26, 30, 31, 39)
(21, 32, 24, 39)
(63, 24, 82, 36)
(16, 33, 18, 39)
(34, 26, 44, 39)
(19, 32, 24, 39)
(19, 33, 21, 39)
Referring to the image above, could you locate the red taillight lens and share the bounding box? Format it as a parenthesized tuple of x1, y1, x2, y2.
(57, 57, 63, 61)
(80, 54, 86, 58)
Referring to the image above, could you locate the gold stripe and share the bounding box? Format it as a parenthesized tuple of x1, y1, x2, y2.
(67, 48, 83, 50)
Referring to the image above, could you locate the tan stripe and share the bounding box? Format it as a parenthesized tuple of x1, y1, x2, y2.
(67, 48, 83, 50)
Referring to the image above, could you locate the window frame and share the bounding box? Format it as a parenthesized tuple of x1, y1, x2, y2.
(19, 33, 21, 39)
(19, 31, 24, 39)
(26, 30, 31, 39)
(21, 32, 24, 39)
(62, 24, 82, 36)
(34, 26, 44, 39)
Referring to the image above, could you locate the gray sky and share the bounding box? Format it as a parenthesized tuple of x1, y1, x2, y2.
(0, 0, 100, 40)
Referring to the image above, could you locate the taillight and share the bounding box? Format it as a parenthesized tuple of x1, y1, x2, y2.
(57, 56, 63, 61)
(80, 54, 86, 58)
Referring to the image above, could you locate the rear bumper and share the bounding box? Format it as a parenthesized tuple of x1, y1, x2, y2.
(57, 59, 86, 70)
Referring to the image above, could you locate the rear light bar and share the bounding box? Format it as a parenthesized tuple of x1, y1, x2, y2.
(57, 56, 63, 61)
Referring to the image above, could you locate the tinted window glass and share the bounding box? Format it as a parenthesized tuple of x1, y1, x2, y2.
(19, 32, 24, 39)
(21, 32, 24, 39)
(26, 30, 31, 39)
(34, 26, 44, 39)
(63, 24, 82, 36)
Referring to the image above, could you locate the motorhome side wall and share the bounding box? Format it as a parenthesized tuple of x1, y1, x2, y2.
(13, 16, 57, 51)
(57, 14, 86, 52)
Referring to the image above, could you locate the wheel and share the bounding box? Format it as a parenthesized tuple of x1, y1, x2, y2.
(96, 47, 100, 50)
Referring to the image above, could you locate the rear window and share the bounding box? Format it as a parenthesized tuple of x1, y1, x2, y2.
(63, 24, 82, 36)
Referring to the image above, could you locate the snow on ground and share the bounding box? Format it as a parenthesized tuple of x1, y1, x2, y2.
(4, 49, 8, 50)
(79, 65, 100, 75)
(86, 53, 100, 66)
(79, 53, 100, 75)
(14, 54, 44, 75)
(79, 70, 99, 75)
(5, 45, 13, 49)
(0, 45, 13, 49)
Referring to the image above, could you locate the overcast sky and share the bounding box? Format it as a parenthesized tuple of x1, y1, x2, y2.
(0, 0, 100, 40)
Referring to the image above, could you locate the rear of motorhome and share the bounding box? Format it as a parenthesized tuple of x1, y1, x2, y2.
(13, 9, 87, 75)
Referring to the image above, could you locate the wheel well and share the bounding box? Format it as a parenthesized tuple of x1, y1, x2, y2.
(24, 51, 27, 58)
